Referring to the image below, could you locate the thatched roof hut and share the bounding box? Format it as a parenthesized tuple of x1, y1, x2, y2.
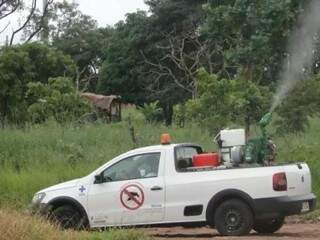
(81, 93, 122, 122)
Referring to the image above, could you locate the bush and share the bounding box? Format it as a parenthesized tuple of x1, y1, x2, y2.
(173, 104, 186, 127)
(139, 101, 163, 123)
(27, 77, 90, 124)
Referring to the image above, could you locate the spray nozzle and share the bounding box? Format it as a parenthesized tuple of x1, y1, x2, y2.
(259, 112, 272, 128)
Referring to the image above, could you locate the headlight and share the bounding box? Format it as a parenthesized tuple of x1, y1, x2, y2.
(32, 192, 46, 203)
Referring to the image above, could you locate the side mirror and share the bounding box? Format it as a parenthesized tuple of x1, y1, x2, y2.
(94, 174, 103, 184)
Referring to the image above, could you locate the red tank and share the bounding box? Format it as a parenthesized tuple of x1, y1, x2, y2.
(192, 153, 220, 167)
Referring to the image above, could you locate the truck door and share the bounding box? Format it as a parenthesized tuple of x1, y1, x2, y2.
(87, 151, 165, 227)
(164, 145, 206, 222)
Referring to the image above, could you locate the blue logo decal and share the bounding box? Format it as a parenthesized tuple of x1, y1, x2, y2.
(79, 185, 86, 193)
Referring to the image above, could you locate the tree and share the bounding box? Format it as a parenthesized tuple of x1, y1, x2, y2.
(0, 0, 22, 40)
(0, 0, 20, 21)
(20, 43, 76, 83)
(7, 0, 54, 45)
(275, 75, 320, 133)
(0, 45, 32, 126)
(184, 68, 271, 134)
(22, 0, 54, 43)
(53, 26, 104, 92)
(203, 0, 304, 84)
(98, 11, 151, 105)
(27, 77, 89, 124)
(97, 1, 210, 124)
(142, 27, 218, 99)
(0, 43, 76, 126)
(230, 77, 272, 134)
(145, 0, 206, 33)
(198, 0, 308, 131)
(48, 0, 103, 91)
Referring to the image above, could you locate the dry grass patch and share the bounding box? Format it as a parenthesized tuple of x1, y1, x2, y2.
(0, 209, 151, 240)
(0, 209, 85, 240)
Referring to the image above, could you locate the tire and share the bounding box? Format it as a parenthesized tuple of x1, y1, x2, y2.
(253, 217, 285, 234)
(214, 199, 253, 236)
(51, 205, 84, 230)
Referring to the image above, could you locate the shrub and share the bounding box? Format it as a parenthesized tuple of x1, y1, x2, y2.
(173, 103, 186, 127)
(27, 77, 90, 124)
(139, 101, 163, 123)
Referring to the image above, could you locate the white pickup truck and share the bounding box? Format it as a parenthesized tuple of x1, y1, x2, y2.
(30, 141, 316, 236)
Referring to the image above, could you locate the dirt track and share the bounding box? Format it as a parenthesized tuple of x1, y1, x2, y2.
(146, 223, 320, 240)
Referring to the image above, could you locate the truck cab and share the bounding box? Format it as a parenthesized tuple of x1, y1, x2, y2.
(30, 140, 316, 236)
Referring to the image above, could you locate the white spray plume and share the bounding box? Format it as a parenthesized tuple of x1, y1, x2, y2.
(271, 0, 320, 112)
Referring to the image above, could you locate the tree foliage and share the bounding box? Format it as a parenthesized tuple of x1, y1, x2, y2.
(97, 0, 207, 124)
(275, 75, 320, 133)
(97, 11, 151, 105)
(49, 1, 102, 92)
(181, 68, 271, 134)
(27, 77, 89, 124)
(0, 45, 32, 125)
(0, 43, 76, 125)
(203, 0, 304, 84)
(1, 0, 320, 133)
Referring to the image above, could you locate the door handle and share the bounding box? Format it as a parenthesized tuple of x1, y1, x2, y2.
(151, 186, 163, 191)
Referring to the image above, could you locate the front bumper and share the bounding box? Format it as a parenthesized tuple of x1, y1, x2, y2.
(254, 193, 316, 220)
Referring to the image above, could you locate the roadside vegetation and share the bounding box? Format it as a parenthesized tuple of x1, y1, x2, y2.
(0, 209, 149, 240)
(0, 110, 213, 208)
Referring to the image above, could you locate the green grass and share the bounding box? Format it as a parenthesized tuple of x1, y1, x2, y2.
(0, 118, 212, 208)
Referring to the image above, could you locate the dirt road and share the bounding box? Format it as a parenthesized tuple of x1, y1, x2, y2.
(146, 223, 320, 240)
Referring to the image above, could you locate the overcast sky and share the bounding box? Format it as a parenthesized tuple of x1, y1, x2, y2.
(75, 0, 149, 27)
(0, 0, 149, 44)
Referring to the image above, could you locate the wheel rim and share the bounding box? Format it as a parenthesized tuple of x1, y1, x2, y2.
(224, 209, 243, 232)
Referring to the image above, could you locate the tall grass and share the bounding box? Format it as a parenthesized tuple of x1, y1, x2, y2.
(0, 209, 149, 240)
(0, 111, 319, 208)
(0, 118, 212, 208)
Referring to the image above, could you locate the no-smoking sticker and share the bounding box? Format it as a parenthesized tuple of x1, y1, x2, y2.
(120, 184, 145, 210)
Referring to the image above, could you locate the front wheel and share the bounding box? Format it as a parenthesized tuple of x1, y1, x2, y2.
(253, 217, 285, 234)
(51, 205, 84, 230)
(214, 199, 253, 236)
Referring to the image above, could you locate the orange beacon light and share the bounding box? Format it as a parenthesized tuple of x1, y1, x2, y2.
(161, 133, 171, 145)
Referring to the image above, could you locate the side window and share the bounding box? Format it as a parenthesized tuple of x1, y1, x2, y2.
(175, 146, 202, 172)
(102, 152, 161, 182)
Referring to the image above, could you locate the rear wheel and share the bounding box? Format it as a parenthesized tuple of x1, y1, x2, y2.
(51, 205, 84, 230)
(214, 199, 253, 236)
(253, 217, 285, 234)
